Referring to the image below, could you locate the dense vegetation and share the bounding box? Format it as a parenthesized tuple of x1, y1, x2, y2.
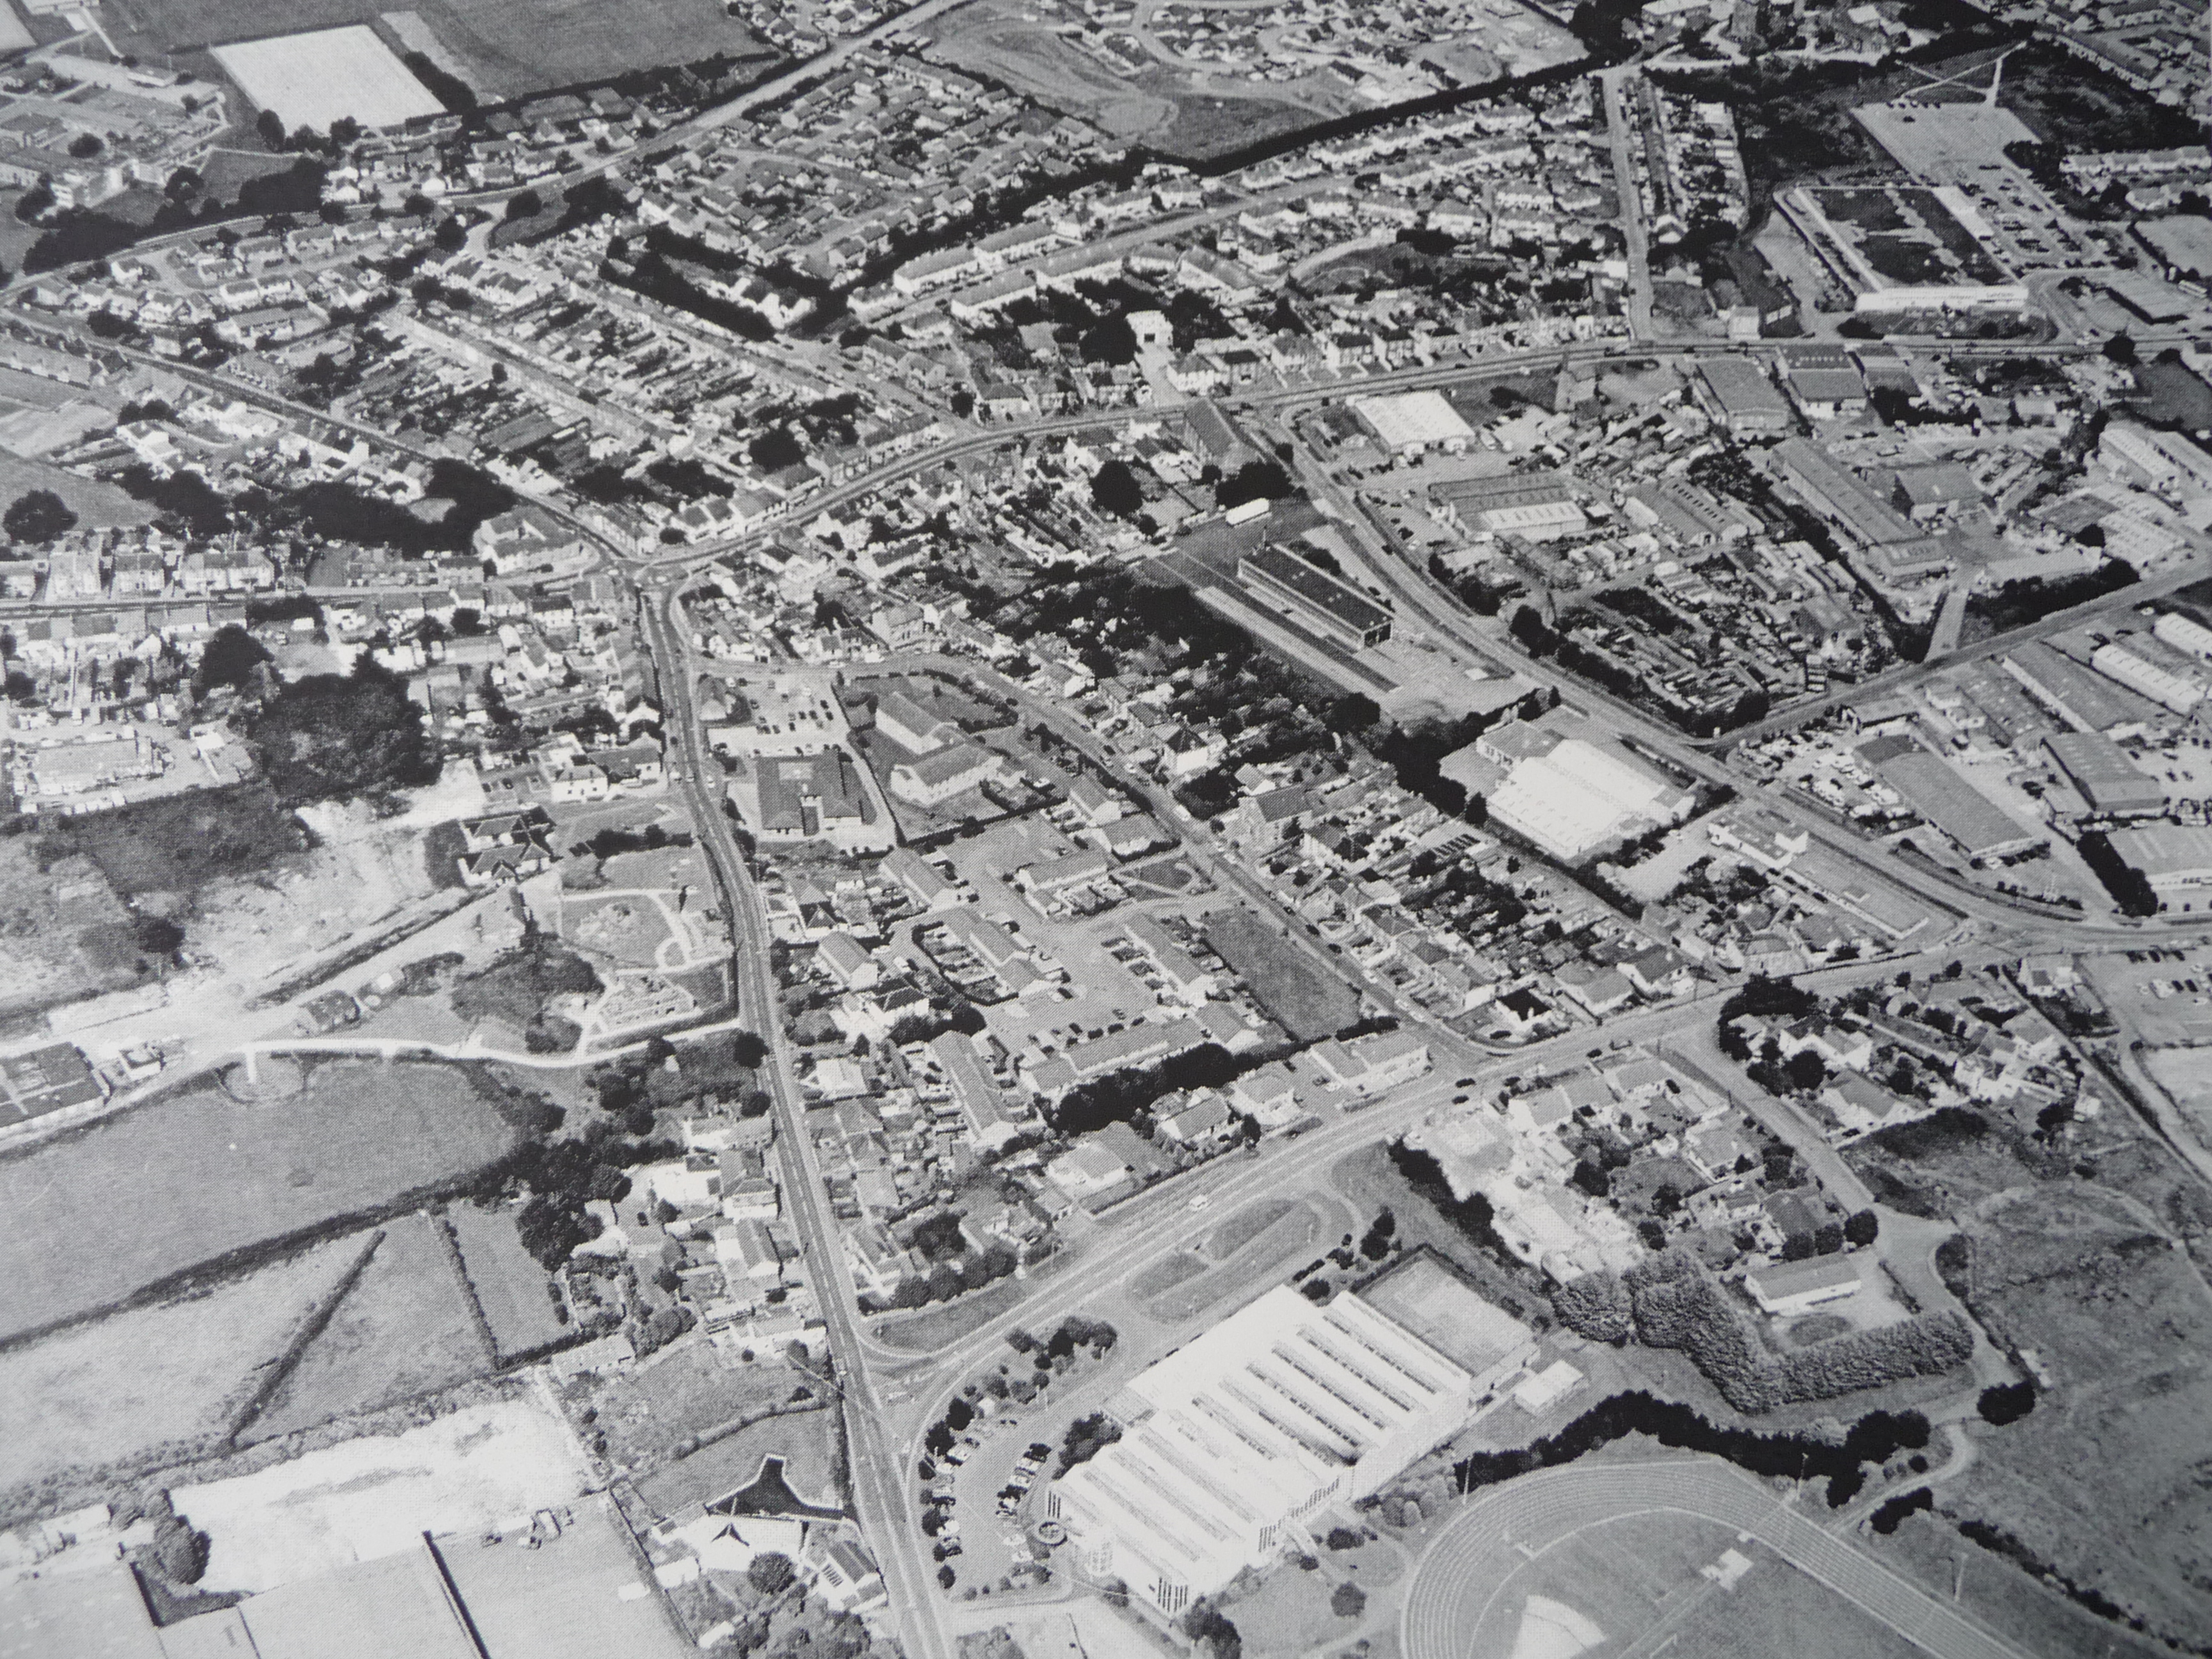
(246, 659, 441, 805)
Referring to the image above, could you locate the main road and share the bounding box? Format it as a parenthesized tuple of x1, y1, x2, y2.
(641, 588, 955, 1659)
(1400, 1456, 2032, 1659)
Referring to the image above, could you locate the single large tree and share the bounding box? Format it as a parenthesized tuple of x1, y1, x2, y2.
(4, 488, 76, 543)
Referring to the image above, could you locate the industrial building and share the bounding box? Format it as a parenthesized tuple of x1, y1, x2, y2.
(1861, 739, 2040, 860)
(1694, 356, 1793, 435)
(2154, 611, 2212, 665)
(1048, 1286, 1479, 1614)
(1487, 735, 1694, 862)
(2004, 641, 2142, 733)
(1432, 471, 1588, 541)
(2044, 732, 2167, 818)
(2089, 643, 2203, 716)
(2106, 824, 2212, 911)
(1349, 389, 1477, 454)
(1768, 438, 1929, 549)
(1237, 546, 1393, 650)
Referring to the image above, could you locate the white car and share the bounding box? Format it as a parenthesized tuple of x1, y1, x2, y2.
(1188, 1194, 1212, 1211)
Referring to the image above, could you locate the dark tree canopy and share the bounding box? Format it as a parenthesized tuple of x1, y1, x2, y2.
(246, 658, 440, 805)
(4, 489, 77, 543)
(195, 622, 270, 694)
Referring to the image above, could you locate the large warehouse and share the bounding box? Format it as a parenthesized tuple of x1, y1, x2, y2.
(2107, 824, 2212, 912)
(1047, 1287, 1475, 1615)
(1237, 546, 1393, 650)
(1487, 736, 1695, 861)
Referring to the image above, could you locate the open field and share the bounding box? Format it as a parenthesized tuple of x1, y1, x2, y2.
(0, 451, 156, 529)
(0, 842, 141, 1022)
(0, 1061, 513, 1343)
(1127, 1251, 1206, 1301)
(1946, 1183, 2212, 1644)
(212, 25, 446, 129)
(1203, 908, 1358, 1039)
(32, 782, 311, 904)
(447, 1203, 566, 1360)
(244, 1212, 490, 1443)
(1204, 1196, 1295, 1260)
(0, 1235, 360, 1521)
(104, 0, 770, 102)
(568, 1343, 800, 1472)
(1139, 1196, 1332, 1322)
(632, 1406, 840, 1518)
(180, 1398, 589, 1594)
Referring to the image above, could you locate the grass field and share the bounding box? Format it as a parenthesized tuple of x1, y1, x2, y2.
(632, 1406, 839, 1518)
(573, 1343, 798, 1471)
(1944, 1184, 2212, 1644)
(0, 1061, 513, 1342)
(0, 1236, 360, 1523)
(870, 1274, 1030, 1355)
(244, 1212, 490, 1442)
(1203, 908, 1358, 1039)
(1127, 1251, 1207, 1301)
(0, 452, 157, 530)
(448, 1203, 566, 1360)
(1141, 1199, 1329, 1322)
(1203, 1197, 1295, 1261)
(104, 0, 769, 103)
(32, 782, 311, 902)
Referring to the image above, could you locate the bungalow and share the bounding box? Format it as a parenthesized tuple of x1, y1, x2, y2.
(1743, 1254, 1862, 1317)
(817, 931, 881, 991)
(1155, 1091, 1232, 1145)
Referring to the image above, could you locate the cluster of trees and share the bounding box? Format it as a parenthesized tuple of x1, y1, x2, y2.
(878, 1240, 1018, 1310)
(1451, 1389, 1940, 1507)
(4, 488, 76, 543)
(1386, 1138, 1507, 1258)
(1714, 974, 1820, 1059)
(1976, 1380, 2036, 1425)
(1181, 1598, 1242, 1659)
(2077, 830, 2159, 918)
(572, 821, 696, 860)
(1050, 1040, 1253, 1135)
(485, 1121, 679, 1269)
(244, 657, 442, 806)
(1057, 1409, 1123, 1474)
(1556, 1251, 1973, 1413)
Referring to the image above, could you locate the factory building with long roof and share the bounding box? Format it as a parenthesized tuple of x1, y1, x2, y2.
(1046, 1286, 1477, 1615)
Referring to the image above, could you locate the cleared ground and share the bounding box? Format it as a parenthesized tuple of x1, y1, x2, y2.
(179, 1398, 589, 1593)
(1203, 907, 1358, 1039)
(0, 1061, 513, 1342)
(632, 1405, 839, 1517)
(0, 1236, 359, 1522)
(213, 25, 446, 129)
(567, 1342, 801, 1472)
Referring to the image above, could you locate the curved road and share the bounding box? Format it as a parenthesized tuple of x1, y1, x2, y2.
(1400, 1456, 2032, 1659)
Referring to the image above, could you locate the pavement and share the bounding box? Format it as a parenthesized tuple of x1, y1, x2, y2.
(1399, 1455, 2032, 1659)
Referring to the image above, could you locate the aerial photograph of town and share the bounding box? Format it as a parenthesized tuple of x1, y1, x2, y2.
(0, 0, 2208, 1651)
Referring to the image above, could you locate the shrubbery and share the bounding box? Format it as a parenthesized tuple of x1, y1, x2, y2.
(1564, 1253, 1973, 1413)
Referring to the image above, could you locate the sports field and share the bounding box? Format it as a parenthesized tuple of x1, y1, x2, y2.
(0, 1061, 513, 1343)
(214, 25, 445, 129)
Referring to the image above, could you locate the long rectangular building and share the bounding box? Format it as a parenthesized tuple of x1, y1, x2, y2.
(2044, 732, 2166, 817)
(1866, 743, 2040, 860)
(1048, 1287, 1480, 1614)
(2108, 824, 2212, 913)
(1237, 547, 1392, 650)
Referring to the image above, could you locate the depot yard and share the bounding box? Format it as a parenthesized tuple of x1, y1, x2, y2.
(0, 1060, 514, 1342)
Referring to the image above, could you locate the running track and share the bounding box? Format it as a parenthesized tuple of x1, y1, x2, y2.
(1399, 1457, 2032, 1659)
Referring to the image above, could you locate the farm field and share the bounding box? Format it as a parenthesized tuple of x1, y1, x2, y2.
(447, 1203, 567, 1360)
(244, 1212, 490, 1443)
(0, 1061, 514, 1343)
(0, 1236, 361, 1523)
(1944, 1183, 2212, 1646)
(102, 0, 770, 104)
(1203, 907, 1358, 1039)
